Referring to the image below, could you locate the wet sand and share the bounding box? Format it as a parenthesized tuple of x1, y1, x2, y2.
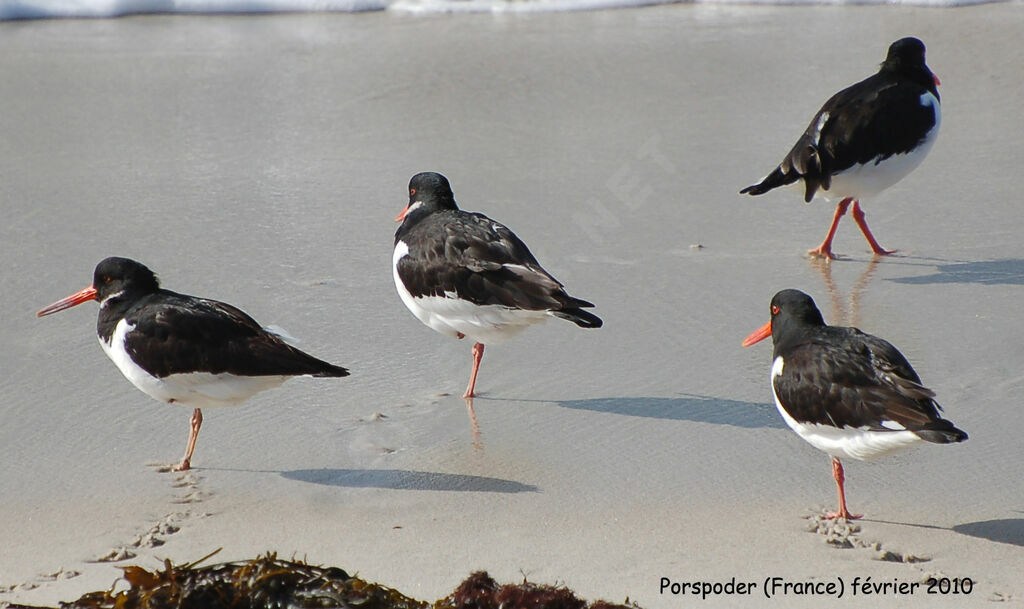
(1, 5, 1022, 607)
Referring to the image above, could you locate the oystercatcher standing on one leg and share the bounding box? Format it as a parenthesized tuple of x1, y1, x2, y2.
(740, 37, 941, 259)
(741, 289, 966, 519)
(37, 257, 349, 471)
(393, 172, 602, 398)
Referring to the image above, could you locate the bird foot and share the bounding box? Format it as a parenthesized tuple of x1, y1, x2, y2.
(149, 460, 191, 473)
(825, 509, 863, 520)
(807, 247, 838, 260)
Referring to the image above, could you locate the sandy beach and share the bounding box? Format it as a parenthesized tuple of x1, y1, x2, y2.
(1, 4, 1023, 607)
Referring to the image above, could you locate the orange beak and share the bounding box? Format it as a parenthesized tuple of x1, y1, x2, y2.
(934, 73, 941, 87)
(741, 320, 772, 347)
(37, 285, 98, 317)
(394, 206, 409, 222)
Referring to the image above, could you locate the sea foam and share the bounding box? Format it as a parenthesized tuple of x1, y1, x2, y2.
(0, 0, 1010, 20)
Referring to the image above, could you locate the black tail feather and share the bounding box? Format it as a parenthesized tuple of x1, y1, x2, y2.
(740, 166, 797, 196)
(312, 363, 350, 377)
(553, 308, 603, 329)
(915, 419, 968, 444)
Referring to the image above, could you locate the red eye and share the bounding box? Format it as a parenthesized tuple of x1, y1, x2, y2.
(410, 188, 417, 196)
(771, 304, 780, 315)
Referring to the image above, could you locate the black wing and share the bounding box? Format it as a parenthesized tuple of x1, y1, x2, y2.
(742, 72, 938, 201)
(773, 327, 946, 432)
(398, 211, 601, 326)
(123, 291, 348, 378)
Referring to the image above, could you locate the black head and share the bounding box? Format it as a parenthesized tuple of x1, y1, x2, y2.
(395, 171, 458, 222)
(410, 171, 454, 200)
(883, 37, 928, 70)
(742, 289, 826, 349)
(768, 289, 826, 337)
(881, 37, 939, 98)
(37, 257, 160, 317)
(92, 257, 160, 302)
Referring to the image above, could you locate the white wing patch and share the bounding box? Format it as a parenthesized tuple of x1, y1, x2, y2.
(812, 111, 831, 146)
(263, 324, 300, 345)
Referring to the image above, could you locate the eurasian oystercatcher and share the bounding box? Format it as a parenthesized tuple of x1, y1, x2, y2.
(393, 172, 602, 398)
(740, 37, 941, 259)
(741, 289, 966, 519)
(37, 257, 349, 471)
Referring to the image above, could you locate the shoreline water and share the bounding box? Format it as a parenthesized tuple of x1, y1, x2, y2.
(0, 0, 1015, 21)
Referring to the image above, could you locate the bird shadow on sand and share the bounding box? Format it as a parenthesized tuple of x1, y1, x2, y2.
(281, 468, 538, 494)
(864, 515, 1024, 547)
(887, 258, 1024, 285)
(952, 518, 1024, 547)
(547, 394, 785, 429)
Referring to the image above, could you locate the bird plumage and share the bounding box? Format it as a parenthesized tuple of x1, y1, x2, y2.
(744, 289, 966, 518)
(742, 37, 940, 202)
(101, 290, 348, 381)
(393, 172, 601, 397)
(38, 256, 348, 470)
(740, 37, 941, 258)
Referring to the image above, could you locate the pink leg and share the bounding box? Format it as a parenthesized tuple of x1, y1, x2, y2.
(851, 200, 895, 256)
(173, 408, 203, 472)
(808, 198, 853, 259)
(826, 456, 863, 520)
(463, 342, 485, 399)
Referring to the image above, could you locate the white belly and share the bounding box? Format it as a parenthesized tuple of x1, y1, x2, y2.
(100, 319, 288, 408)
(393, 241, 550, 344)
(770, 356, 923, 461)
(819, 92, 940, 202)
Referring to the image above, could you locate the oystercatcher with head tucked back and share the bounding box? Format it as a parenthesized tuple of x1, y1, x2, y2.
(37, 257, 349, 471)
(393, 172, 602, 398)
(740, 37, 941, 259)
(742, 289, 966, 519)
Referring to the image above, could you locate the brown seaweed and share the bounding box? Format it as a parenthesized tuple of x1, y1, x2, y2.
(5, 553, 640, 609)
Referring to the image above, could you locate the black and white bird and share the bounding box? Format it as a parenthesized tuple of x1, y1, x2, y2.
(741, 37, 941, 259)
(741, 289, 966, 519)
(393, 172, 602, 398)
(37, 257, 349, 471)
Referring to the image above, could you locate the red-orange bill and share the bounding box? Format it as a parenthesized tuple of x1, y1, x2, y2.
(394, 206, 409, 222)
(741, 321, 772, 348)
(37, 285, 98, 317)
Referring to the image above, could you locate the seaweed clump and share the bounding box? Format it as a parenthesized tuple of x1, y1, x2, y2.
(57, 551, 424, 609)
(7, 553, 641, 609)
(435, 570, 637, 609)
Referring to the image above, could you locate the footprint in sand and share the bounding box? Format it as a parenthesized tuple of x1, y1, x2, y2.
(92, 470, 211, 563)
(1, 446, 216, 599)
(804, 510, 931, 563)
(0, 569, 81, 596)
(92, 510, 200, 562)
(168, 469, 212, 503)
